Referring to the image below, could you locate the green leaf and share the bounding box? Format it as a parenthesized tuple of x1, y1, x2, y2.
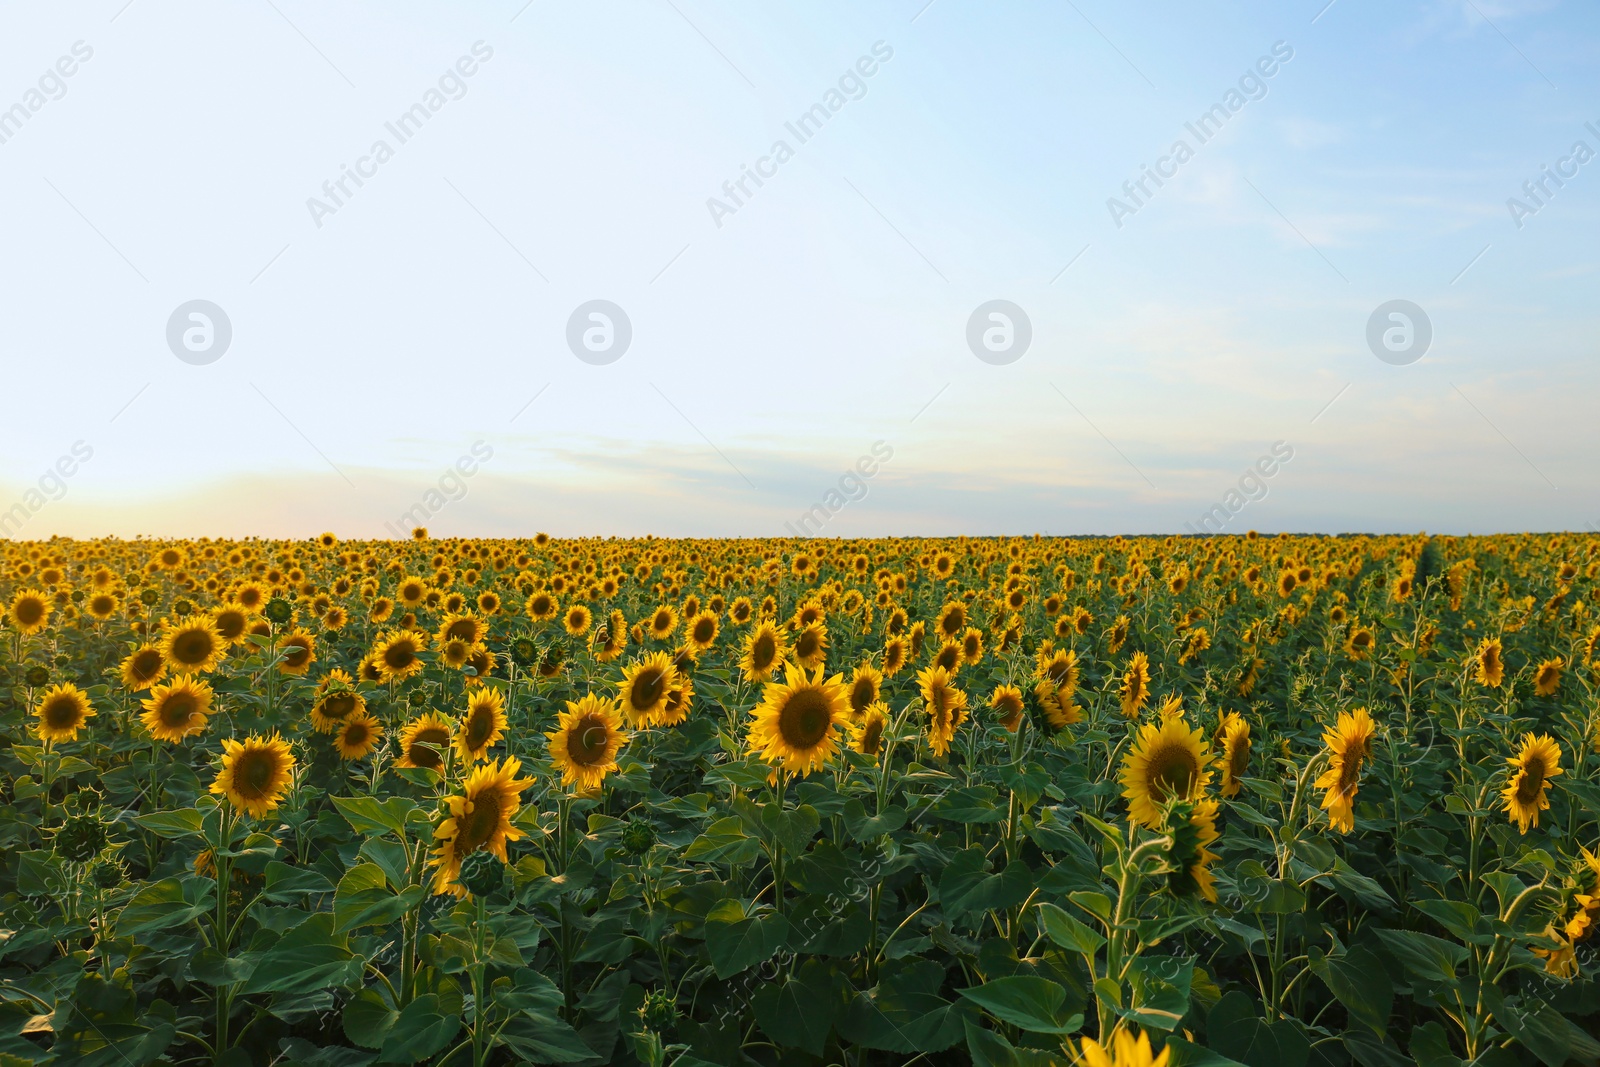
(705, 910, 789, 979)
(684, 816, 763, 866)
(754, 959, 844, 1055)
(1206, 991, 1308, 1067)
(1412, 898, 1489, 945)
(964, 1020, 1064, 1066)
(939, 848, 1034, 917)
(1374, 927, 1465, 985)
(1036, 902, 1105, 955)
(1070, 890, 1113, 924)
(117, 877, 214, 937)
(239, 914, 361, 995)
(1164, 1036, 1250, 1067)
(263, 861, 336, 902)
(842, 799, 907, 840)
(1125, 954, 1193, 1032)
(330, 795, 422, 839)
(132, 808, 205, 840)
(335, 862, 425, 933)
(762, 802, 821, 858)
(1308, 944, 1391, 1036)
(958, 975, 1082, 1035)
(379, 994, 461, 1063)
(343, 986, 397, 1049)
(931, 786, 1008, 823)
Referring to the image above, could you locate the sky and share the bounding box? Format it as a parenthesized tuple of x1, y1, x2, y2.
(1, 0, 1597, 540)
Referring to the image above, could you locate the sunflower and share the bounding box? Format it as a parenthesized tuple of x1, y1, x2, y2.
(741, 622, 787, 683)
(747, 661, 848, 777)
(959, 627, 985, 666)
(563, 603, 593, 638)
(851, 702, 890, 758)
(1033, 679, 1083, 728)
(647, 604, 678, 641)
(595, 610, 629, 663)
(525, 591, 558, 622)
(990, 684, 1025, 732)
(931, 640, 963, 674)
(1107, 615, 1130, 655)
(429, 756, 535, 897)
(1218, 712, 1251, 798)
(210, 734, 296, 818)
(161, 616, 227, 674)
(1502, 733, 1563, 833)
(466, 646, 496, 684)
(1344, 626, 1375, 660)
(685, 611, 720, 653)
(1120, 651, 1151, 719)
(1315, 707, 1377, 834)
(276, 628, 316, 676)
(334, 713, 383, 761)
(372, 629, 428, 684)
(619, 652, 678, 727)
(1035, 646, 1080, 698)
(1166, 798, 1221, 903)
(793, 621, 828, 669)
(7, 589, 51, 636)
(1475, 636, 1505, 688)
(456, 688, 508, 762)
(211, 604, 252, 646)
(847, 663, 883, 721)
(1120, 715, 1212, 830)
(34, 683, 96, 743)
(918, 665, 968, 758)
(396, 712, 455, 771)
(439, 637, 475, 670)
(881, 636, 908, 677)
(1079, 1027, 1170, 1067)
(657, 675, 694, 727)
(437, 612, 487, 647)
(396, 576, 429, 609)
(1533, 657, 1563, 697)
(140, 674, 212, 743)
(119, 644, 167, 691)
(85, 592, 120, 621)
(936, 600, 966, 639)
(546, 694, 628, 791)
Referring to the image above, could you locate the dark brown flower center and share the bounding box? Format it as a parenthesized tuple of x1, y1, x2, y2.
(778, 687, 831, 749)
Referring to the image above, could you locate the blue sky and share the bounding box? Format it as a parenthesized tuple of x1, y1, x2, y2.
(1, 0, 1596, 538)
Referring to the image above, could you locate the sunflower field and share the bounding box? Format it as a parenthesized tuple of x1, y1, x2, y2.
(2, 531, 1599, 1067)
